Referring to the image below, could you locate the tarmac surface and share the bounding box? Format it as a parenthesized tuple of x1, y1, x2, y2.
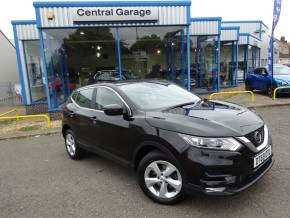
(0, 106, 290, 218)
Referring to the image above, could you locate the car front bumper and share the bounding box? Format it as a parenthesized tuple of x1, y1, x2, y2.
(184, 157, 273, 196)
(180, 141, 273, 196)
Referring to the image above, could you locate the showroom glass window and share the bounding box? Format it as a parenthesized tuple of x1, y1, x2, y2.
(118, 27, 186, 85)
(220, 41, 238, 87)
(42, 28, 118, 108)
(23, 40, 47, 102)
(189, 35, 218, 92)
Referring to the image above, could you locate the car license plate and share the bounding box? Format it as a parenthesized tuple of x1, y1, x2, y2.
(254, 146, 272, 168)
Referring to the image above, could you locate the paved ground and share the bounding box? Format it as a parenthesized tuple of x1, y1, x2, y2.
(202, 84, 290, 108)
(0, 106, 290, 218)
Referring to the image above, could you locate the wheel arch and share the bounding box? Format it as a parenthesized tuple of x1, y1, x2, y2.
(62, 124, 72, 137)
(132, 139, 180, 171)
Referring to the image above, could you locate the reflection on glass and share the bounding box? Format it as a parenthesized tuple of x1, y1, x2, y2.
(190, 36, 218, 92)
(23, 40, 47, 102)
(220, 41, 238, 86)
(42, 28, 118, 108)
(119, 27, 186, 85)
(42, 26, 187, 109)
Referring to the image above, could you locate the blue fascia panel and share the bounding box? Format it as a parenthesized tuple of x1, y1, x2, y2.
(222, 20, 262, 24)
(222, 20, 269, 30)
(33, 1, 191, 8)
(11, 20, 36, 25)
(38, 24, 189, 29)
(190, 17, 222, 22)
(221, 26, 240, 31)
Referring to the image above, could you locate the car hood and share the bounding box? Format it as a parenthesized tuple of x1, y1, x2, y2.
(274, 74, 290, 82)
(145, 101, 264, 137)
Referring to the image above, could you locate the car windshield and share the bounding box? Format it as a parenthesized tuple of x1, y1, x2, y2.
(118, 82, 200, 110)
(274, 66, 290, 75)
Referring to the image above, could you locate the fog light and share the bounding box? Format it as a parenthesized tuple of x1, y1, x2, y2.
(205, 187, 226, 193)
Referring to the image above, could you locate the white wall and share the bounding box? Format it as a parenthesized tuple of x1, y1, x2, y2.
(0, 31, 19, 83)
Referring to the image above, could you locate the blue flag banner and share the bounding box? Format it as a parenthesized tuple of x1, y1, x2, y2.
(268, 0, 282, 75)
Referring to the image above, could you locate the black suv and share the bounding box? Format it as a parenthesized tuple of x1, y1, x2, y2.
(62, 80, 273, 204)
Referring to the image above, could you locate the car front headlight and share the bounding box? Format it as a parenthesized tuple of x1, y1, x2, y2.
(179, 134, 242, 151)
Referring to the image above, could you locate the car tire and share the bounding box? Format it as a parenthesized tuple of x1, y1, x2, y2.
(267, 85, 274, 97)
(245, 82, 253, 91)
(137, 150, 185, 204)
(64, 129, 85, 160)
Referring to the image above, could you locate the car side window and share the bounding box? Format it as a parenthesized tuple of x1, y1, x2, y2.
(75, 88, 94, 108)
(95, 87, 124, 110)
(254, 68, 262, 75)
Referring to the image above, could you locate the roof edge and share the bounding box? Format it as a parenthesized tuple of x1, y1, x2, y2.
(33, 0, 191, 8)
(11, 20, 37, 25)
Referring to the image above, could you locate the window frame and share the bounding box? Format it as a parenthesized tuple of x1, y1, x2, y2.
(71, 86, 132, 116)
(72, 87, 94, 110)
(94, 86, 132, 116)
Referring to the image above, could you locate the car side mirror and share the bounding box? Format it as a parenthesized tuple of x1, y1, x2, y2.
(103, 104, 124, 116)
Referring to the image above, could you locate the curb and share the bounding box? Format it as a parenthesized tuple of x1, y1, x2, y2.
(0, 129, 61, 141)
(248, 102, 290, 109)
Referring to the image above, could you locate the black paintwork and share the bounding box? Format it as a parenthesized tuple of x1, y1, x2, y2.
(62, 80, 273, 195)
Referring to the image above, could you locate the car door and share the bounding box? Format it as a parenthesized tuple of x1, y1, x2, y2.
(251, 68, 264, 90)
(71, 87, 96, 147)
(89, 86, 132, 159)
(259, 68, 271, 91)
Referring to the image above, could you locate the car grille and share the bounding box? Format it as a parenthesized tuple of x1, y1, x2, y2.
(245, 126, 265, 147)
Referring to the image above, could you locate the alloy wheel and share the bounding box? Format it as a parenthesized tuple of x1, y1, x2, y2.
(66, 133, 76, 156)
(144, 160, 182, 199)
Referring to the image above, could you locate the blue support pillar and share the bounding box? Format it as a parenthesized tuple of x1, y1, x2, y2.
(63, 54, 71, 96)
(46, 34, 58, 108)
(186, 26, 191, 91)
(58, 52, 66, 99)
(258, 48, 261, 67)
(211, 37, 216, 90)
(181, 31, 185, 87)
(166, 43, 170, 81)
(36, 8, 52, 109)
(12, 25, 27, 105)
(244, 45, 248, 81)
(116, 28, 122, 80)
(22, 41, 33, 104)
(231, 41, 235, 86)
(171, 41, 175, 82)
(235, 41, 239, 86)
(217, 35, 221, 92)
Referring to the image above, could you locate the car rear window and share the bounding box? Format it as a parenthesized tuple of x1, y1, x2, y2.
(75, 88, 94, 108)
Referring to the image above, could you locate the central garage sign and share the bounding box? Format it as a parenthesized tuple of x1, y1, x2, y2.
(72, 7, 159, 22)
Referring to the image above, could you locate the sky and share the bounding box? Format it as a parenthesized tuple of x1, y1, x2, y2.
(0, 0, 288, 40)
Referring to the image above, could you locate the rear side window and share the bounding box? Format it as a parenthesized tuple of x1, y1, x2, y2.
(95, 87, 123, 110)
(75, 88, 94, 108)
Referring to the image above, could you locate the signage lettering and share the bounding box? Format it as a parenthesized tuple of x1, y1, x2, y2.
(72, 7, 159, 22)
